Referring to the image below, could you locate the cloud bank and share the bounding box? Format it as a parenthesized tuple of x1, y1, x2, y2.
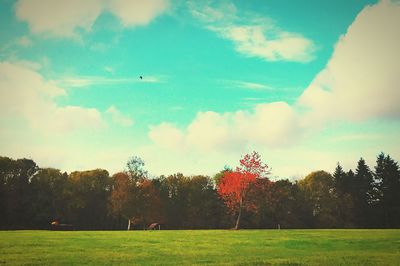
(299, 0, 400, 122)
(0, 62, 104, 133)
(149, 102, 301, 153)
(0, 62, 139, 132)
(15, 0, 170, 38)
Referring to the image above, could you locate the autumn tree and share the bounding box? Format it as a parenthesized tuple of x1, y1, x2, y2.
(135, 179, 164, 228)
(110, 156, 156, 230)
(109, 172, 135, 229)
(66, 169, 111, 229)
(217, 151, 269, 229)
(299, 171, 338, 228)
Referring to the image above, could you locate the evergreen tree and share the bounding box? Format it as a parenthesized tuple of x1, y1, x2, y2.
(375, 153, 400, 228)
(333, 163, 348, 193)
(354, 158, 374, 227)
(332, 163, 355, 227)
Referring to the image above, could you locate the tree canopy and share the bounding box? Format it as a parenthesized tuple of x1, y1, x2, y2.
(1, 152, 399, 230)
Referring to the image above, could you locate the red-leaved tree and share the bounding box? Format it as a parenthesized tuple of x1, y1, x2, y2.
(218, 151, 269, 229)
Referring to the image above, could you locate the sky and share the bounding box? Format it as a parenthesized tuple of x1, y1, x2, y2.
(1, 0, 400, 179)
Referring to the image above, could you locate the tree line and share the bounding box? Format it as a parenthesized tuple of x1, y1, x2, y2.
(0, 152, 399, 230)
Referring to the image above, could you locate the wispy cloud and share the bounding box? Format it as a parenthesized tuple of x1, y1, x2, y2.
(56, 75, 164, 87)
(16, 36, 33, 47)
(169, 106, 184, 111)
(189, 1, 315, 62)
(221, 79, 274, 90)
(188, 1, 237, 23)
(106, 105, 134, 127)
(242, 97, 268, 102)
(235, 81, 273, 90)
(103, 67, 114, 74)
(140, 75, 164, 83)
(240, 97, 269, 107)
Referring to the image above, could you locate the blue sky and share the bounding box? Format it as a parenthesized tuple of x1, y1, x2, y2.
(1, 0, 399, 179)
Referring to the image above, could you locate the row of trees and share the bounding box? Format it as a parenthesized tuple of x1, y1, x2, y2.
(0, 152, 399, 229)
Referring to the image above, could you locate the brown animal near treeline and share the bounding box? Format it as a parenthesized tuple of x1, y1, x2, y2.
(147, 223, 161, 230)
(50, 221, 74, 230)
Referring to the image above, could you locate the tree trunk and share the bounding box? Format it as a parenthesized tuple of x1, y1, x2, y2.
(127, 219, 131, 230)
(234, 197, 243, 230)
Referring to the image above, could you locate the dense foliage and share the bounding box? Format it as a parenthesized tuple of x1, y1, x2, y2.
(218, 151, 269, 229)
(0, 152, 399, 229)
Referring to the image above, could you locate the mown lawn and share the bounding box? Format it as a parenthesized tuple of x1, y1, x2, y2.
(0, 229, 399, 265)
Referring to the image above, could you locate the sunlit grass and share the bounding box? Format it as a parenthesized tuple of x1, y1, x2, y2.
(1, 229, 399, 265)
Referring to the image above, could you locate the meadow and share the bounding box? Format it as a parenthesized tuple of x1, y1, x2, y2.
(1, 229, 399, 265)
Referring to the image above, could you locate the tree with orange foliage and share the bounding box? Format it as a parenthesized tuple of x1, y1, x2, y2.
(110, 157, 164, 230)
(109, 172, 136, 230)
(218, 151, 269, 229)
(110, 172, 164, 230)
(136, 179, 164, 228)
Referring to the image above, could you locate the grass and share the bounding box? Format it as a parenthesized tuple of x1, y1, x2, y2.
(0, 229, 399, 265)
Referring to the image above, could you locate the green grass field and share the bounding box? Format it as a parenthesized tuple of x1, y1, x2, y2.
(1, 230, 399, 265)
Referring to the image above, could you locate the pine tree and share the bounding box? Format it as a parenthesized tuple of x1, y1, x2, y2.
(333, 163, 347, 192)
(354, 158, 374, 227)
(333, 163, 354, 227)
(374, 153, 400, 228)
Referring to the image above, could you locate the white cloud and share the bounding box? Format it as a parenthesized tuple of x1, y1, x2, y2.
(50, 106, 103, 132)
(149, 123, 184, 150)
(230, 80, 272, 90)
(237, 102, 302, 147)
(189, 1, 237, 23)
(104, 67, 115, 74)
(56, 77, 137, 87)
(139, 75, 163, 83)
(189, 1, 315, 62)
(215, 25, 315, 62)
(149, 102, 302, 153)
(15, 0, 104, 38)
(108, 0, 170, 27)
(15, 0, 169, 38)
(106, 105, 134, 127)
(299, 0, 400, 121)
(56, 75, 163, 88)
(185, 111, 238, 152)
(136, 144, 239, 177)
(0, 61, 104, 133)
(242, 97, 266, 102)
(169, 106, 184, 111)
